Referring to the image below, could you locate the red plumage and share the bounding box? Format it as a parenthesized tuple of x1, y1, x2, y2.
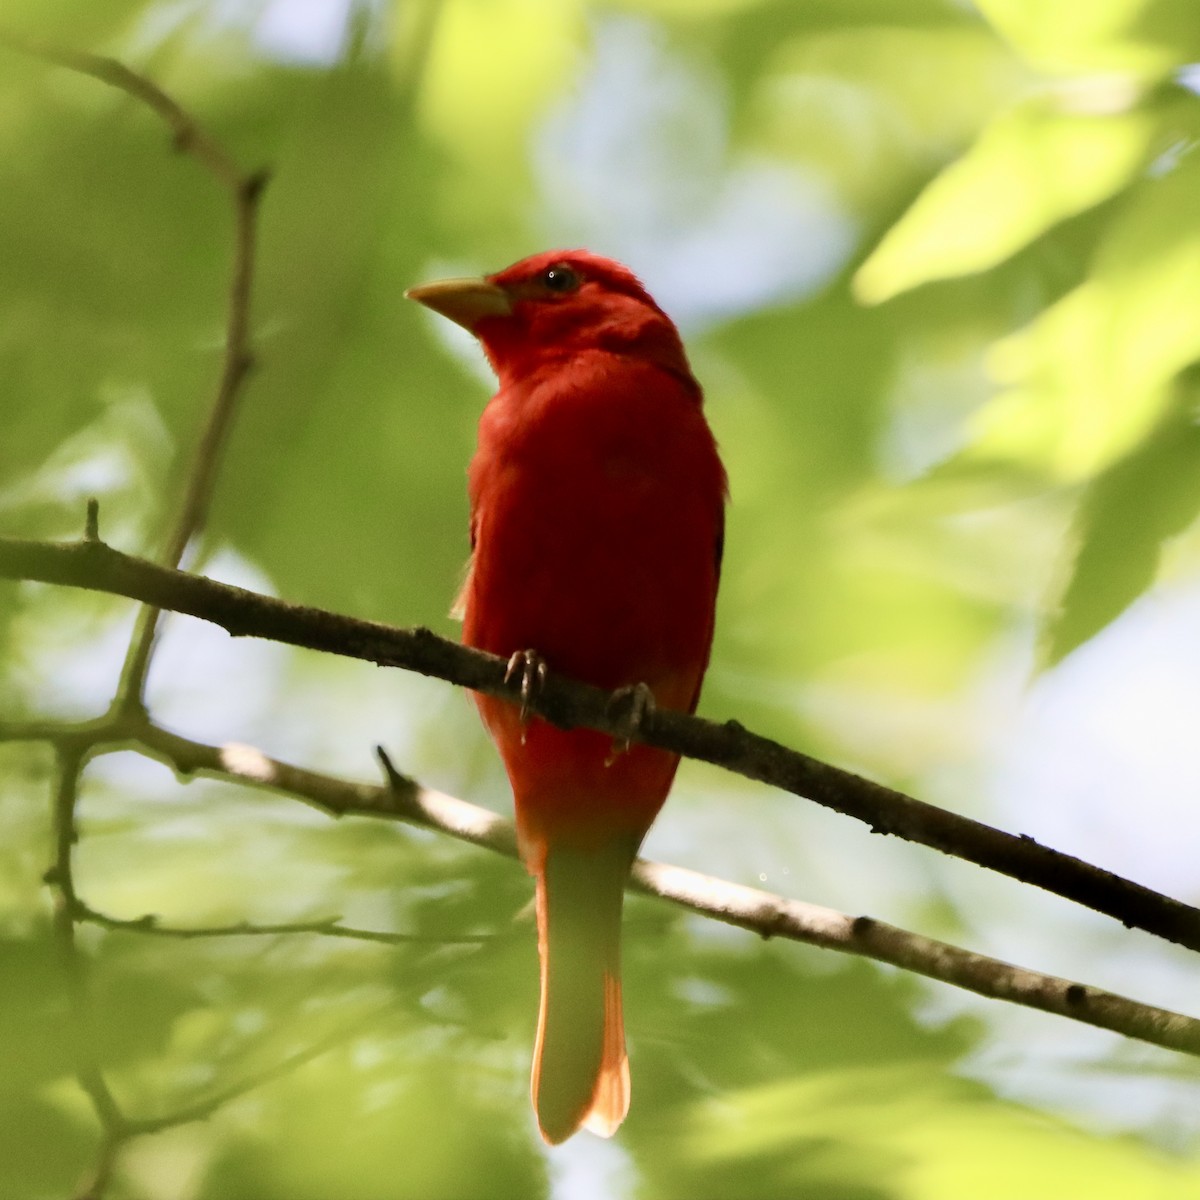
(408, 249, 726, 1143)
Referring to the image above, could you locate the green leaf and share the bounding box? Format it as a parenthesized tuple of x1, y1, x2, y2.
(975, 0, 1200, 76)
(1040, 403, 1200, 665)
(966, 147, 1200, 481)
(855, 91, 1167, 303)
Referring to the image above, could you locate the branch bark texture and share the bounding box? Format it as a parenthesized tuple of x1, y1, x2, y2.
(5, 530, 1200, 955)
(69, 716, 1200, 1061)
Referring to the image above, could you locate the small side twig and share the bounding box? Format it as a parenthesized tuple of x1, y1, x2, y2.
(0, 31, 242, 186)
(74, 900, 491, 946)
(73, 1131, 122, 1200)
(0, 33, 267, 714)
(47, 749, 130, 1197)
(85, 497, 100, 543)
(124, 1005, 391, 1137)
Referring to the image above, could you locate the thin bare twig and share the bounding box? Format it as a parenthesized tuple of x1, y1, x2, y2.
(0, 28, 266, 712)
(7, 529, 1200, 955)
(0, 37, 268, 1194)
(113, 150, 261, 711)
(48, 750, 125, 1130)
(0, 32, 241, 186)
(123, 1005, 391, 1137)
(47, 749, 130, 1200)
(74, 899, 492, 946)
(73, 1131, 123, 1200)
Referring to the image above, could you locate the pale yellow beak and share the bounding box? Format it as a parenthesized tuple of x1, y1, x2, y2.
(405, 276, 513, 331)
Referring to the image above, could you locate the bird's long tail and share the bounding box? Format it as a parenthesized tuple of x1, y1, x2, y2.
(531, 838, 634, 1144)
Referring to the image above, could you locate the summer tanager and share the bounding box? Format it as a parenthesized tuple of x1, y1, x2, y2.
(407, 250, 726, 1144)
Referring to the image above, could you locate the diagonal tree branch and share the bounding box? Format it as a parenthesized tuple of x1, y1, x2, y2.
(11, 704, 1200, 1103)
(5, 528, 1200, 956)
(21, 710, 1197, 1056)
(75, 717, 1200, 1060)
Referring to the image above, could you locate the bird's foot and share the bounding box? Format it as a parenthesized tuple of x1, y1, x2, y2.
(605, 682, 656, 765)
(505, 649, 548, 743)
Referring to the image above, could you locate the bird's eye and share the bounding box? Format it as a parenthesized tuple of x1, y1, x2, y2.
(541, 265, 581, 294)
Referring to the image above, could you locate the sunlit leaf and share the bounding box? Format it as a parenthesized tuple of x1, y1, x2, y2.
(642, 1061, 1200, 1199)
(1040, 405, 1200, 666)
(754, 21, 1021, 213)
(415, 0, 586, 174)
(967, 148, 1200, 480)
(975, 0, 1200, 77)
(855, 90, 1168, 303)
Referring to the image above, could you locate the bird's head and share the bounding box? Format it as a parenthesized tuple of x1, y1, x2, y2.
(406, 250, 696, 391)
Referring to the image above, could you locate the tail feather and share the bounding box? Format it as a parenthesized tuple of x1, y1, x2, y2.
(531, 840, 634, 1144)
(580, 969, 630, 1137)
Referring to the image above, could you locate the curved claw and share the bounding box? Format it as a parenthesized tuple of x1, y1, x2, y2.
(505, 649, 549, 741)
(605, 682, 656, 765)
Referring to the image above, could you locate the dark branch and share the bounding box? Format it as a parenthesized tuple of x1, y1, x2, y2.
(5, 529, 1200, 954)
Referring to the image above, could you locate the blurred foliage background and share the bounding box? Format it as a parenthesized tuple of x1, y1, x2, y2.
(3, 0, 1200, 1196)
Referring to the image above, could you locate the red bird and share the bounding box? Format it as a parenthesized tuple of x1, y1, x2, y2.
(407, 250, 726, 1143)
